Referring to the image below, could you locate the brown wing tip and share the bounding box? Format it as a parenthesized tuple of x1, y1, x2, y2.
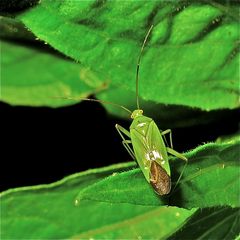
(150, 161, 171, 196)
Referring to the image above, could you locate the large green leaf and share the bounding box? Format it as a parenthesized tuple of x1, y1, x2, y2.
(1, 163, 195, 239)
(75, 141, 240, 208)
(13, 0, 239, 111)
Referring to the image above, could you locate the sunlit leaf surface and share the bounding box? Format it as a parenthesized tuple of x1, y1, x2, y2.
(76, 141, 240, 208)
(2, 1, 238, 110)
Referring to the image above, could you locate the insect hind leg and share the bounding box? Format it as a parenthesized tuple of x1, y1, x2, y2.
(166, 147, 188, 162)
(167, 147, 188, 198)
(170, 161, 188, 197)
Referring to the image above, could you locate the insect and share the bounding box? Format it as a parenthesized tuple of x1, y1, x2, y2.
(65, 25, 187, 195)
(114, 25, 187, 195)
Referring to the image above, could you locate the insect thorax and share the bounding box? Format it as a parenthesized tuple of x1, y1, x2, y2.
(130, 114, 152, 134)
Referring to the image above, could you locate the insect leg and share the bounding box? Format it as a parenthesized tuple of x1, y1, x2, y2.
(166, 147, 188, 162)
(167, 147, 188, 195)
(115, 124, 135, 160)
(170, 161, 188, 195)
(115, 124, 131, 137)
(161, 129, 173, 148)
(122, 140, 135, 160)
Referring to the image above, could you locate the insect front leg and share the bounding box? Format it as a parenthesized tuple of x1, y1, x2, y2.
(122, 140, 135, 160)
(161, 129, 173, 149)
(115, 124, 135, 160)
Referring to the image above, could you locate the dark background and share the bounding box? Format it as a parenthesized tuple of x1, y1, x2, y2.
(1, 100, 239, 192)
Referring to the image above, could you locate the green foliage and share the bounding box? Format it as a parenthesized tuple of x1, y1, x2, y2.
(1, 0, 239, 239)
(1, 17, 105, 107)
(1, 0, 239, 111)
(1, 141, 239, 238)
(1, 163, 196, 239)
(1, 40, 102, 107)
(169, 207, 240, 240)
(75, 141, 240, 208)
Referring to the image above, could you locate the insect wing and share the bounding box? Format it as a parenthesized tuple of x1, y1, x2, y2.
(130, 132, 149, 180)
(150, 160, 171, 195)
(146, 121, 170, 176)
(130, 117, 170, 182)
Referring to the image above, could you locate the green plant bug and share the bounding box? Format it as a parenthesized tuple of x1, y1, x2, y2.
(62, 25, 188, 196)
(115, 25, 188, 195)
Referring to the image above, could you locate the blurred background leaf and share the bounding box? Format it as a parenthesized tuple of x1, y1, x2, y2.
(96, 87, 239, 127)
(1, 17, 106, 107)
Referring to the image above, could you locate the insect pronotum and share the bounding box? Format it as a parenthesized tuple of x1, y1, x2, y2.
(66, 25, 188, 195)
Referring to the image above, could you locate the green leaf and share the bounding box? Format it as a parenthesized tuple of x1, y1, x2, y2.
(14, 0, 239, 110)
(1, 37, 104, 107)
(72, 207, 195, 240)
(216, 133, 240, 144)
(168, 207, 240, 240)
(75, 141, 240, 208)
(1, 163, 195, 239)
(96, 87, 237, 128)
(0, 17, 34, 41)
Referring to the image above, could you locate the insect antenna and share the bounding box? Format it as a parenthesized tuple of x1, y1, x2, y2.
(136, 25, 154, 110)
(56, 96, 132, 115)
